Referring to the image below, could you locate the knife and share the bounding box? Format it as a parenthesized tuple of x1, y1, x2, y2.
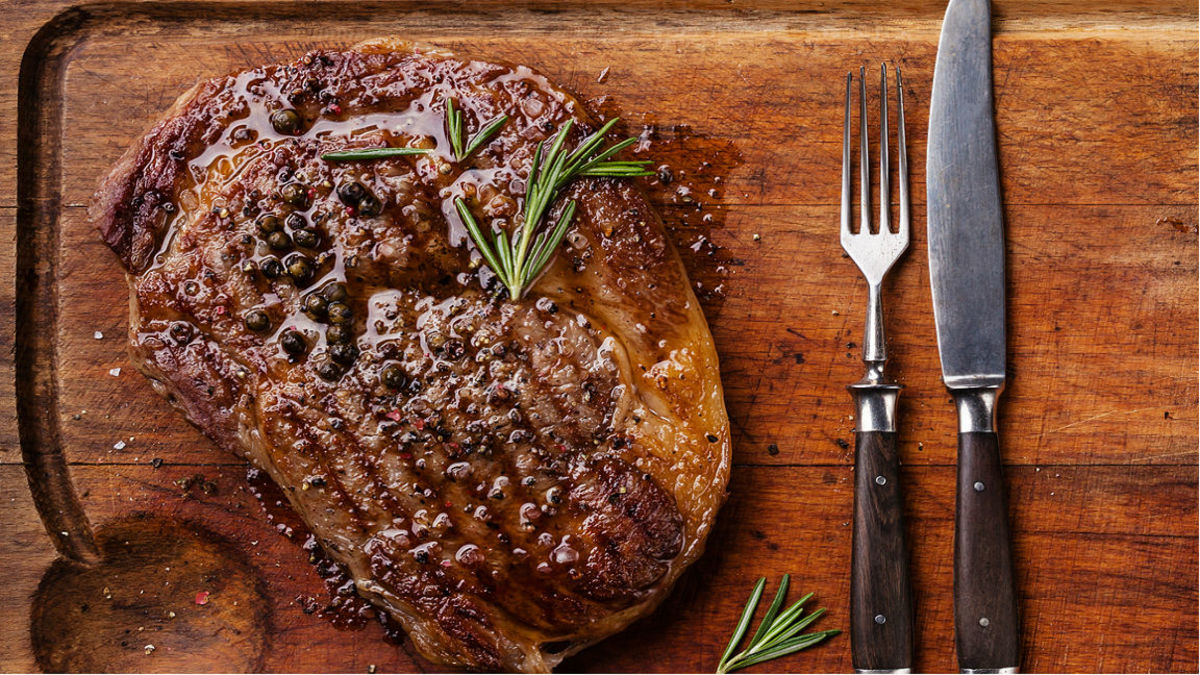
(927, 0, 1020, 673)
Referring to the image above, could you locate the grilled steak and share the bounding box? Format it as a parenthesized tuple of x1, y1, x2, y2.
(91, 40, 730, 672)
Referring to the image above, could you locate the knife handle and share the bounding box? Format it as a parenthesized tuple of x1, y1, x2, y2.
(955, 428, 1020, 673)
(851, 429, 914, 673)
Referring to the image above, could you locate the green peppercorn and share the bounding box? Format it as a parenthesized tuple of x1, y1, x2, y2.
(285, 213, 308, 230)
(381, 363, 406, 389)
(256, 214, 281, 234)
(285, 254, 314, 285)
(317, 361, 342, 381)
(325, 324, 351, 343)
(270, 108, 302, 135)
(357, 193, 383, 217)
(266, 231, 292, 250)
(293, 228, 319, 249)
(336, 181, 366, 205)
(260, 257, 284, 279)
(322, 282, 348, 302)
(280, 330, 307, 356)
(326, 301, 352, 325)
(244, 309, 271, 332)
(329, 342, 359, 365)
(302, 293, 328, 320)
(280, 183, 311, 209)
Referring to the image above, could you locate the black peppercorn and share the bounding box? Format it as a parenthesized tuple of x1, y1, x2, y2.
(336, 181, 366, 205)
(244, 310, 271, 332)
(270, 108, 302, 135)
(381, 364, 406, 389)
(329, 342, 359, 365)
(285, 254, 314, 285)
(285, 212, 307, 229)
(280, 183, 311, 209)
(357, 193, 383, 217)
(322, 282, 348, 302)
(266, 231, 292, 250)
(326, 324, 351, 343)
(302, 293, 328, 320)
(169, 322, 193, 344)
(443, 339, 466, 360)
(317, 361, 342, 381)
(260, 257, 284, 279)
(326, 301, 352, 325)
(256, 214, 281, 234)
(293, 228, 319, 249)
(280, 330, 307, 356)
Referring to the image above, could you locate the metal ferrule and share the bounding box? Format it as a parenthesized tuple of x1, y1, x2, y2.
(952, 387, 1002, 433)
(849, 372, 901, 433)
(961, 668, 1018, 674)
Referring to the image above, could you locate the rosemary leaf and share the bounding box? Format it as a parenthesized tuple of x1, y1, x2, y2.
(463, 114, 510, 160)
(446, 98, 465, 160)
(719, 578, 766, 669)
(322, 147, 431, 161)
(748, 574, 790, 647)
(454, 198, 507, 287)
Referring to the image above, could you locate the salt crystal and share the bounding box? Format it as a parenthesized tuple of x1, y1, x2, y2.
(94, 331, 104, 340)
(113, 440, 127, 450)
(108, 367, 121, 377)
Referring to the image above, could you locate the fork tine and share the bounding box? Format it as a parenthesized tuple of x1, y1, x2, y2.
(858, 66, 871, 234)
(842, 72, 853, 238)
(879, 64, 890, 235)
(896, 67, 910, 239)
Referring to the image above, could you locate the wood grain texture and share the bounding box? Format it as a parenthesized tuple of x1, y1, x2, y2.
(0, 1, 1195, 673)
(954, 431, 1020, 671)
(850, 430, 914, 672)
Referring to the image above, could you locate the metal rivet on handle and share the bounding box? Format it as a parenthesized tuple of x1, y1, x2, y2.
(979, 617, 990, 627)
(875, 475, 887, 485)
(874, 614, 886, 624)
(973, 481, 985, 492)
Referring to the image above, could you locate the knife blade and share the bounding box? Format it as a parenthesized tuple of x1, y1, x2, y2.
(927, 0, 1021, 672)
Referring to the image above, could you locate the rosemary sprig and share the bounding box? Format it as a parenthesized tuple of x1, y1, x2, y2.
(446, 98, 509, 162)
(457, 117, 653, 300)
(321, 147, 431, 161)
(716, 575, 839, 674)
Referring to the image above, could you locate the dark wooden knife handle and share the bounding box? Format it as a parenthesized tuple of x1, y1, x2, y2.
(851, 430, 913, 672)
(955, 431, 1020, 672)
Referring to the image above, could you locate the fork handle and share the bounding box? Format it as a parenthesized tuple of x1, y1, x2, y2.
(954, 389, 1020, 673)
(850, 386, 913, 673)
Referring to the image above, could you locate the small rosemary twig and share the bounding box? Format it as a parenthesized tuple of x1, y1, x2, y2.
(456, 117, 653, 299)
(716, 575, 839, 674)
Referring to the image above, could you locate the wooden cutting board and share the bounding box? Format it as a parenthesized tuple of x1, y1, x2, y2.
(1, 0, 1196, 672)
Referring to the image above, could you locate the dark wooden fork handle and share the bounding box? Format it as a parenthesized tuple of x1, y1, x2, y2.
(955, 430, 1020, 672)
(851, 429, 913, 673)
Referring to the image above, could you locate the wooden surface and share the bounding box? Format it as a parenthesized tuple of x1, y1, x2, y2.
(1, 0, 1197, 672)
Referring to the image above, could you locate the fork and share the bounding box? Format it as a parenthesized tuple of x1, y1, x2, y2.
(842, 64, 913, 674)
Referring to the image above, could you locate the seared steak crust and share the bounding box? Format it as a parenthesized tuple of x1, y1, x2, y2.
(91, 40, 730, 672)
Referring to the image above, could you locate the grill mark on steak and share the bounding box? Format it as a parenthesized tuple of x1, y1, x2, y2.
(92, 40, 730, 672)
